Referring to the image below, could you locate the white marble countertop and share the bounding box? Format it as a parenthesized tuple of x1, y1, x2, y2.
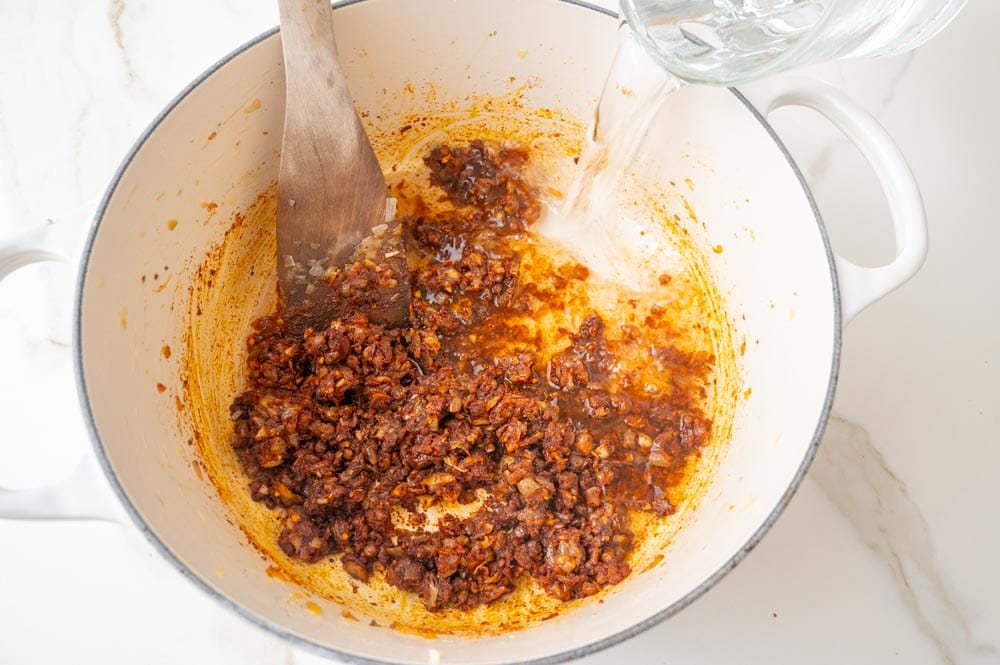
(1, 1, 998, 663)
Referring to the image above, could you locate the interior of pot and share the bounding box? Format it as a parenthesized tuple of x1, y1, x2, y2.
(78, 0, 837, 663)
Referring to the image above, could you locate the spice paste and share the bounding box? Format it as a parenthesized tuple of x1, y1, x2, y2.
(230, 141, 714, 611)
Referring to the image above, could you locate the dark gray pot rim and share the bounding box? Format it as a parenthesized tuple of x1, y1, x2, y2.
(74, 1, 841, 663)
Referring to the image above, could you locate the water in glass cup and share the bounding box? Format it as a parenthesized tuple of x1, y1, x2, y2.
(621, 0, 968, 85)
(547, 0, 965, 257)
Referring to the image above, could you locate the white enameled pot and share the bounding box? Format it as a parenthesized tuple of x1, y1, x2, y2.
(0, 1, 926, 663)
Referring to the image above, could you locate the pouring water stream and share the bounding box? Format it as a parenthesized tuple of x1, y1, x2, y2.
(561, 34, 685, 233)
(538, 32, 687, 287)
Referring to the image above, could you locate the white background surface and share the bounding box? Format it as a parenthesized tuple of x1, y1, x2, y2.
(1, 1, 998, 664)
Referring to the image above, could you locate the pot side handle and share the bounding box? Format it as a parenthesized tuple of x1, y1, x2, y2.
(0, 225, 126, 523)
(743, 78, 928, 326)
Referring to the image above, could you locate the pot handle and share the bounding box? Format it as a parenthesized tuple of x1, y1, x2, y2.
(743, 78, 928, 325)
(0, 225, 126, 523)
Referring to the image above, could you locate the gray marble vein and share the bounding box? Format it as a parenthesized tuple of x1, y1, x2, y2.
(109, 0, 139, 86)
(811, 415, 999, 664)
(805, 141, 841, 184)
(876, 51, 918, 116)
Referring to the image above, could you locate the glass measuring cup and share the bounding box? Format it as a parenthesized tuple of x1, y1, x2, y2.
(621, 0, 968, 85)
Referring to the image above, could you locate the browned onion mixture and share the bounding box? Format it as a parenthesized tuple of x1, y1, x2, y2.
(230, 141, 713, 610)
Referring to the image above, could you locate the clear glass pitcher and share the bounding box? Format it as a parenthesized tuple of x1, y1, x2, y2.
(620, 0, 968, 85)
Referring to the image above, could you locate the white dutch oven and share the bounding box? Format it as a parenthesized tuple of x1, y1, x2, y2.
(0, 0, 926, 663)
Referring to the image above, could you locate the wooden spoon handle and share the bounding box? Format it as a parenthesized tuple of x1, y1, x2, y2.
(278, 0, 345, 85)
(277, 0, 387, 303)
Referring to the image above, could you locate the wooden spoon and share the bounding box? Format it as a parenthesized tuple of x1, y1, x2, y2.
(276, 0, 408, 329)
